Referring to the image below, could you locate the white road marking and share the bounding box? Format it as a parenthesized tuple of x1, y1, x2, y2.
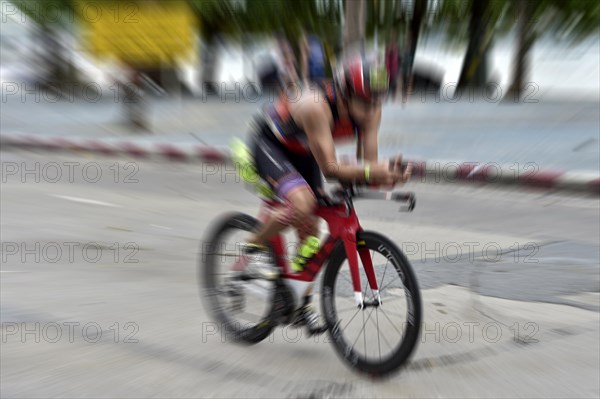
(49, 194, 122, 208)
(150, 224, 173, 230)
(0, 271, 27, 273)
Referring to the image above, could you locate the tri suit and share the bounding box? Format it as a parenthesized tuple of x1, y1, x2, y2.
(249, 81, 361, 203)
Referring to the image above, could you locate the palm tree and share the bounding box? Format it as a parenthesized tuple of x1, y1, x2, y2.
(403, 0, 428, 102)
(504, 0, 539, 102)
(453, 0, 506, 97)
(505, 0, 600, 101)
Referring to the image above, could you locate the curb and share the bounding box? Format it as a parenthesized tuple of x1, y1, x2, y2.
(2, 133, 598, 195)
(407, 160, 599, 194)
(1, 133, 230, 163)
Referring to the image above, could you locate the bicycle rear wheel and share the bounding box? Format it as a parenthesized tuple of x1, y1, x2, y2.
(321, 231, 422, 377)
(200, 212, 275, 344)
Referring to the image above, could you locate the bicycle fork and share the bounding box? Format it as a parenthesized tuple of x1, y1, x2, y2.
(324, 199, 379, 310)
(341, 228, 380, 309)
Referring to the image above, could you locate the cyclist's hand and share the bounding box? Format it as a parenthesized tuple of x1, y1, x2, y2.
(368, 157, 412, 187)
(369, 161, 401, 186)
(389, 155, 412, 185)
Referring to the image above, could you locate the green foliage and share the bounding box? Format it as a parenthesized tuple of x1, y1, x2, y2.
(548, 0, 600, 43)
(187, 0, 342, 44)
(188, 0, 243, 39)
(12, 0, 74, 28)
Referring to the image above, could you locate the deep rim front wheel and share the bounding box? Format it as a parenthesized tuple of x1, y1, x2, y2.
(321, 231, 422, 377)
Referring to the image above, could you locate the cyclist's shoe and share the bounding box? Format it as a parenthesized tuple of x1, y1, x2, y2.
(240, 243, 279, 281)
(291, 303, 325, 336)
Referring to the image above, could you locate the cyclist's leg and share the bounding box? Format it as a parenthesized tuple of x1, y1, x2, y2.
(248, 131, 317, 246)
(250, 132, 324, 328)
(286, 153, 326, 328)
(290, 153, 324, 242)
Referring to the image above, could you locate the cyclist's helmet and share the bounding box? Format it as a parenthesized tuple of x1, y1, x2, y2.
(335, 55, 389, 102)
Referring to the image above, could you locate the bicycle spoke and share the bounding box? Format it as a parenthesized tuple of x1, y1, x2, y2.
(364, 309, 394, 356)
(379, 307, 404, 337)
(336, 303, 361, 315)
(376, 303, 407, 319)
(363, 280, 372, 300)
(369, 313, 394, 353)
(375, 309, 381, 361)
(341, 307, 362, 331)
(337, 279, 373, 316)
(379, 256, 390, 291)
(379, 275, 403, 293)
(362, 311, 367, 356)
(350, 307, 375, 352)
(376, 311, 395, 351)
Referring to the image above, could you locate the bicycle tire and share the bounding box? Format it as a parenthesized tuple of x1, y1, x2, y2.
(199, 212, 275, 344)
(321, 231, 422, 377)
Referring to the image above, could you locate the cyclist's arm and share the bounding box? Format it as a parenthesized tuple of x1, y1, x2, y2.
(295, 102, 368, 183)
(357, 107, 382, 163)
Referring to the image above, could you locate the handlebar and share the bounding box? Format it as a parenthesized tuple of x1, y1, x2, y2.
(323, 183, 416, 212)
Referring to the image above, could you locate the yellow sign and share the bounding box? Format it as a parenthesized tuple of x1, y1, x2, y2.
(78, 1, 198, 67)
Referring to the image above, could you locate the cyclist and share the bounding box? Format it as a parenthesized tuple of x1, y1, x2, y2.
(240, 54, 412, 331)
(300, 32, 326, 84)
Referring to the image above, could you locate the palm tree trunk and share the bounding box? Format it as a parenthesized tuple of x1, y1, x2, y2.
(401, 0, 427, 102)
(505, 0, 535, 102)
(456, 0, 494, 97)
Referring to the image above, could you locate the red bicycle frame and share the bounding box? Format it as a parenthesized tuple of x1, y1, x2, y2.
(256, 199, 380, 307)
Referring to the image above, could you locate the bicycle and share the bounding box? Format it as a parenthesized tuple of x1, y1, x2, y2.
(200, 182, 422, 377)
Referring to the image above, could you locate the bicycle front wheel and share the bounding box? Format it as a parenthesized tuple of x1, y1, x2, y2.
(321, 231, 422, 377)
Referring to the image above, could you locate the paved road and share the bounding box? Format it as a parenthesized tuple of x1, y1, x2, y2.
(1, 149, 599, 398)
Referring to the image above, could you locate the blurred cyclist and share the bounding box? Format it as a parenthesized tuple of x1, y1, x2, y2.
(300, 32, 326, 84)
(240, 54, 412, 332)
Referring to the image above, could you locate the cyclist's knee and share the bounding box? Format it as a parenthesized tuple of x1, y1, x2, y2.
(274, 187, 317, 226)
(288, 188, 317, 219)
